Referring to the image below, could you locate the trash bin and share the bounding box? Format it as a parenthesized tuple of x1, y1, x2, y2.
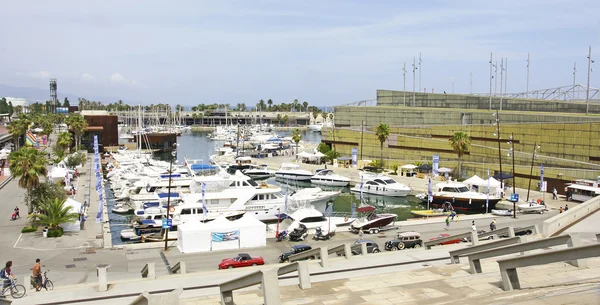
(43, 227, 48, 238)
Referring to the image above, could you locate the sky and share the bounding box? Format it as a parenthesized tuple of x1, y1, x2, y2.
(0, 0, 599, 107)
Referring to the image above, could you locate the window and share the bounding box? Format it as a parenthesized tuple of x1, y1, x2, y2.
(181, 209, 192, 215)
(248, 180, 259, 187)
(456, 187, 469, 192)
(373, 179, 385, 185)
(251, 195, 258, 201)
(383, 179, 396, 184)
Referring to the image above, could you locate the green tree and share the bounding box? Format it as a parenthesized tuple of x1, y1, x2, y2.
(375, 123, 390, 167)
(324, 149, 340, 164)
(267, 99, 273, 111)
(276, 114, 282, 125)
(25, 182, 67, 216)
(302, 101, 308, 112)
(30, 198, 79, 232)
(63, 97, 70, 107)
(57, 132, 73, 152)
(65, 115, 88, 150)
(317, 142, 331, 154)
(312, 112, 319, 122)
(40, 117, 54, 145)
(9, 147, 48, 213)
(321, 112, 327, 122)
(329, 113, 334, 122)
(291, 128, 302, 156)
(7, 114, 30, 149)
(449, 131, 472, 178)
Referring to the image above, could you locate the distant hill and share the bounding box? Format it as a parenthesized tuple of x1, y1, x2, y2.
(0, 84, 80, 102)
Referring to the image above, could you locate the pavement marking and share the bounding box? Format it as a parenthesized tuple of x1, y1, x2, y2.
(73, 257, 88, 262)
(13, 233, 22, 248)
(65, 264, 76, 269)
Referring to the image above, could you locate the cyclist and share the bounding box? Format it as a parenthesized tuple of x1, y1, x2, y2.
(32, 259, 42, 289)
(0, 261, 15, 297)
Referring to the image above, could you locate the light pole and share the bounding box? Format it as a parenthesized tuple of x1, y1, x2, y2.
(418, 52, 422, 93)
(526, 53, 530, 97)
(573, 62, 577, 101)
(500, 59, 504, 110)
(403, 62, 407, 106)
(412, 57, 417, 106)
(526, 143, 540, 202)
(507, 133, 516, 218)
(505, 58, 508, 99)
(586, 46, 593, 114)
(489, 53, 493, 110)
(164, 145, 178, 251)
(360, 121, 364, 160)
(493, 110, 504, 198)
(494, 61, 498, 96)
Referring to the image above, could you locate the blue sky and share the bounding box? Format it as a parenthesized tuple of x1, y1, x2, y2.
(0, 0, 598, 107)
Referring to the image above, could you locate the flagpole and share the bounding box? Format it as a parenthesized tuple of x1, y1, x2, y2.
(276, 208, 280, 239)
(486, 169, 490, 214)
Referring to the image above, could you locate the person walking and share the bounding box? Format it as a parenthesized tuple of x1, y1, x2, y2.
(445, 216, 450, 230)
(471, 221, 477, 232)
(552, 188, 558, 200)
(564, 204, 569, 211)
(80, 213, 86, 230)
(13, 207, 19, 219)
(559, 206, 563, 213)
(490, 220, 496, 231)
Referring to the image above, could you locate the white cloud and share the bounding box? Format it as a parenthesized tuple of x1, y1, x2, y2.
(109, 72, 138, 86)
(29, 70, 50, 79)
(81, 72, 96, 82)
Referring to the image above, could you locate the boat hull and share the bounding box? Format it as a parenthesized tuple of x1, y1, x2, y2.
(430, 196, 500, 212)
(410, 210, 451, 217)
(350, 214, 397, 231)
(310, 178, 350, 187)
(275, 172, 313, 181)
(491, 209, 513, 216)
(350, 187, 410, 197)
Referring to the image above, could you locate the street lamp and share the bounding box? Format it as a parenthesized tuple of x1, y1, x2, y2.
(164, 144, 178, 251)
(493, 110, 504, 198)
(526, 144, 540, 202)
(506, 133, 516, 218)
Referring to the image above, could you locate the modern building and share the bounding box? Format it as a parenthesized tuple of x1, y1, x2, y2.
(324, 90, 600, 195)
(81, 110, 119, 152)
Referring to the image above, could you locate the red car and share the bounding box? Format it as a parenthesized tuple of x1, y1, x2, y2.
(218, 253, 265, 269)
(429, 233, 463, 246)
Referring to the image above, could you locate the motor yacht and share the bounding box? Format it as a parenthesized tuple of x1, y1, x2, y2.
(242, 164, 273, 180)
(310, 169, 351, 187)
(426, 181, 501, 212)
(350, 205, 397, 234)
(350, 174, 411, 197)
(288, 188, 341, 212)
(269, 206, 355, 233)
(275, 163, 313, 181)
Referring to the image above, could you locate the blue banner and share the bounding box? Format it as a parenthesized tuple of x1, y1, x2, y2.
(427, 177, 433, 203)
(351, 148, 358, 165)
(432, 155, 439, 175)
(201, 182, 208, 217)
(94, 135, 103, 223)
(211, 231, 239, 242)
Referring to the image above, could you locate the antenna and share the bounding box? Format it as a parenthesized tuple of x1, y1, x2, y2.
(586, 46, 593, 114)
(412, 56, 417, 106)
(489, 52, 493, 110)
(402, 62, 407, 106)
(49, 78, 57, 114)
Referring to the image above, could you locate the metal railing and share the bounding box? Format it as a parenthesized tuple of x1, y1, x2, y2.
(448, 237, 522, 264)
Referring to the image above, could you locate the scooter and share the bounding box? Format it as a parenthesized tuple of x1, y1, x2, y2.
(276, 230, 288, 242)
(289, 224, 308, 242)
(313, 227, 334, 241)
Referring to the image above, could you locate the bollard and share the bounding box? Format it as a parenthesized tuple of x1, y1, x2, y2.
(470, 230, 479, 246)
(261, 269, 281, 305)
(146, 262, 156, 279)
(97, 266, 109, 292)
(179, 261, 187, 274)
(319, 246, 329, 268)
(507, 226, 515, 238)
(297, 261, 311, 289)
(343, 243, 352, 259)
(361, 243, 368, 256)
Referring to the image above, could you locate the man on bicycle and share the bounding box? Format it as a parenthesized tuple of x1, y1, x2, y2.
(32, 259, 42, 289)
(0, 261, 15, 297)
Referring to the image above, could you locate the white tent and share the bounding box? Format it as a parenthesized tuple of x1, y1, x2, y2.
(463, 175, 486, 186)
(314, 151, 326, 159)
(59, 198, 82, 232)
(177, 214, 266, 253)
(437, 167, 453, 173)
(400, 164, 417, 169)
(485, 177, 501, 187)
(297, 151, 314, 158)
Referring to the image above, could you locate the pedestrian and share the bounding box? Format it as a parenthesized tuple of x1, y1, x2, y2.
(450, 209, 456, 221)
(80, 213, 86, 230)
(32, 259, 42, 289)
(445, 216, 450, 230)
(14, 207, 19, 219)
(471, 221, 477, 232)
(0, 261, 15, 297)
(490, 220, 496, 231)
(359, 230, 364, 240)
(564, 204, 569, 211)
(552, 188, 558, 200)
(559, 206, 563, 213)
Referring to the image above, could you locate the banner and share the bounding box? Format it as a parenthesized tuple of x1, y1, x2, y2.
(93, 135, 103, 223)
(359, 175, 364, 204)
(432, 155, 439, 175)
(351, 148, 358, 165)
(540, 164, 545, 191)
(211, 231, 239, 242)
(427, 177, 433, 204)
(201, 182, 208, 217)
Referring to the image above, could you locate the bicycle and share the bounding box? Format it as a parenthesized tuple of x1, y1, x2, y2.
(35, 271, 53, 291)
(1, 276, 26, 299)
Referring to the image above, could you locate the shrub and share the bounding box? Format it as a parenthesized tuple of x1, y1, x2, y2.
(47, 227, 64, 238)
(21, 226, 38, 233)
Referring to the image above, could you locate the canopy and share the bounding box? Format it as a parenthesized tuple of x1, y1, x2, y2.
(297, 151, 314, 158)
(493, 173, 513, 180)
(417, 164, 432, 170)
(437, 167, 453, 173)
(59, 198, 82, 232)
(314, 151, 326, 158)
(485, 177, 502, 187)
(337, 156, 352, 161)
(463, 175, 486, 186)
(400, 164, 417, 169)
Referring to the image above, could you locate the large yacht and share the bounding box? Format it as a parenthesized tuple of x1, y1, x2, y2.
(310, 169, 351, 187)
(275, 163, 313, 181)
(427, 181, 501, 212)
(350, 174, 411, 197)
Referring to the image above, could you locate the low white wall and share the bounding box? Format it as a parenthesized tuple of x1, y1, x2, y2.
(542, 196, 600, 237)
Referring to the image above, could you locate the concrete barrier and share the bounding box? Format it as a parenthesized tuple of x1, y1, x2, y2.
(129, 287, 183, 305)
(542, 196, 600, 237)
(288, 246, 329, 268)
(514, 225, 538, 235)
(448, 237, 521, 264)
(596, 233, 600, 242)
(477, 226, 515, 241)
(329, 243, 353, 259)
(424, 231, 478, 249)
(468, 234, 584, 274)
(497, 243, 600, 291)
(141, 262, 156, 279)
(97, 265, 110, 292)
(219, 262, 310, 305)
(170, 262, 186, 275)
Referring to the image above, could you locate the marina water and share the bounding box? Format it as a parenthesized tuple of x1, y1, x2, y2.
(109, 130, 422, 245)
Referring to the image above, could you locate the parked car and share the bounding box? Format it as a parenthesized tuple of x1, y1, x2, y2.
(351, 240, 381, 255)
(385, 231, 423, 250)
(462, 230, 490, 242)
(279, 244, 313, 263)
(500, 227, 533, 238)
(218, 253, 265, 269)
(429, 233, 464, 246)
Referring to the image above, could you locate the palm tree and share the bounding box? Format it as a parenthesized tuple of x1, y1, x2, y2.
(302, 101, 308, 113)
(449, 131, 472, 178)
(40, 117, 54, 145)
(321, 112, 327, 122)
(312, 112, 319, 122)
(31, 198, 80, 232)
(9, 147, 48, 213)
(57, 132, 73, 152)
(267, 99, 273, 111)
(291, 128, 302, 156)
(66, 115, 88, 150)
(375, 123, 390, 167)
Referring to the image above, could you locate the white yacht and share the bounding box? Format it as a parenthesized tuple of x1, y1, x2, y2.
(288, 188, 341, 212)
(310, 169, 351, 187)
(350, 174, 411, 197)
(427, 181, 501, 212)
(275, 163, 313, 181)
(242, 164, 273, 180)
(268, 206, 355, 233)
